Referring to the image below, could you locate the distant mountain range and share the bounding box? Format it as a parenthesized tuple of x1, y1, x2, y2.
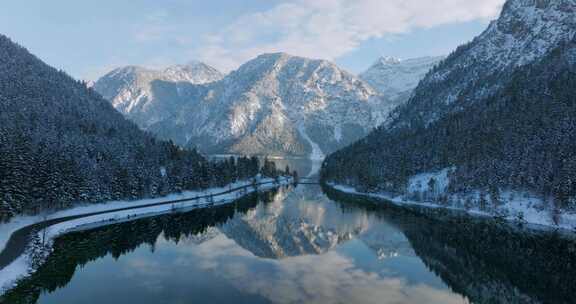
(322, 0, 576, 208)
(94, 54, 442, 158)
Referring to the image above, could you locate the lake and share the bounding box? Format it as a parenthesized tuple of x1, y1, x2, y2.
(3, 182, 575, 304)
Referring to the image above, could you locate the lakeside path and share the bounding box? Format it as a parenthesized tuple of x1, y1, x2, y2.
(0, 177, 291, 291)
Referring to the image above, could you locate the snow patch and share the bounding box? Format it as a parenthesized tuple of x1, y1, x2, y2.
(361, 56, 445, 98)
(333, 125, 342, 143)
(297, 124, 324, 177)
(407, 168, 453, 195)
(298, 125, 325, 161)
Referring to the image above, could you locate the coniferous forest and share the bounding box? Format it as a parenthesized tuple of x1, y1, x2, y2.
(322, 38, 576, 210)
(0, 34, 285, 221)
(1, 1, 576, 303)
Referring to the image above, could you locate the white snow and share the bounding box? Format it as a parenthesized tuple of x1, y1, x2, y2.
(328, 182, 576, 232)
(298, 125, 324, 161)
(0, 216, 39, 256)
(0, 177, 291, 295)
(162, 62, 224, 85)
(407, 168, 453, 195)
(0, 255, 29, 295)
(106, 52, 386, 157)
(94, 62, 223, 129)
(333, 125, 342, 142)
(360, 56, 445, 98)
(297, 124, 325, 177)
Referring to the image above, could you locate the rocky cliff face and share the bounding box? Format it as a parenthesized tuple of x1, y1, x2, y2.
(93, 63, 223, 129)
(142, 53, 394, 158)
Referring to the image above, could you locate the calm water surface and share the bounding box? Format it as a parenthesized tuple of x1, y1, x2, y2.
(3, 160, 575, 304)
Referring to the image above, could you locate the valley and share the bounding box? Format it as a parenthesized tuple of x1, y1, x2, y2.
(1, 0, 575, 303)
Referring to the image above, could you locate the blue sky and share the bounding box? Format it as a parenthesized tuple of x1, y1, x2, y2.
(0, 0, 505, 80)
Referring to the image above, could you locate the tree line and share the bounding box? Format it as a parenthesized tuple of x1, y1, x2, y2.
(0, 34, 292, 222)
(322, 38, 576, 211)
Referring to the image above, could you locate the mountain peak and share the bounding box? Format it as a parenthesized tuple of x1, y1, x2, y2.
(257, 52, 292, 58)
(163, 62, 223, 84)
(232, 52, 348, 84)
(469, 0, 576, 68)
(250, 52, 334, 67)
(377, 56, 402, 65)
(107, 65, 149, 78)
(322, 0, 576, 221)
(504, 0, 575, 11)
(360, 56, 444, 98)
(396, 0, 576, 118)
(94, 61, 223, 128)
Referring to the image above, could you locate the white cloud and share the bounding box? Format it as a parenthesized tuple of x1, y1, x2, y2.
(167, 234, 466, 304)
(193, 0, 506, 71)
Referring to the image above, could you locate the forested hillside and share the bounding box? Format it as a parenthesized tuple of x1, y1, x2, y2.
(0, 34, 282, 220)
(322, 0, 576, 210)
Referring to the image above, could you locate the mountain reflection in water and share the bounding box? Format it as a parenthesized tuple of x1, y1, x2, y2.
(3, 185, 574, 304)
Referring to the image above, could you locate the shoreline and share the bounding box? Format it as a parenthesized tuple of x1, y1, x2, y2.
(326, 182, 576, 233)
(0, 177, 292, 295)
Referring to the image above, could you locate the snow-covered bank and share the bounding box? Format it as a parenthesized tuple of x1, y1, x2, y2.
(0, 177, 291, 294)
(327, 183, 576, 232)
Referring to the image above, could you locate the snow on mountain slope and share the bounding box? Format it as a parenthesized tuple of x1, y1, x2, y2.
(163, 62, 223, 84)
(469, 0, 576, 69)
(360, 56, 445, 100)
(322, 0, 576, 215)
(93, 62, 223, 128)
(390, 0, 576, 128)
(148, 53, 395, 158)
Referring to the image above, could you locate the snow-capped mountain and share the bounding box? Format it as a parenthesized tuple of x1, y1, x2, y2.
(323, 0, 576, 206)
(360, 56, 444, 102)
(163, 62, 224, 84)
(389, 0, 576, 128)
(146, 53, 394, 158)
(93, 62, 223, 128)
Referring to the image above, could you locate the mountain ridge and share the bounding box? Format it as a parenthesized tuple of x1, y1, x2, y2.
(93, 62, 223, 128)
(389, 0, 576, 129)
(360, 55, 445, 102)
(95, 51, 444, 159)
(97, 52, 400, 158)
(322, 0, 576, 209)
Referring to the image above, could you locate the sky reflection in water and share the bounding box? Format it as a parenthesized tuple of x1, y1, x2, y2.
(37, 185, 467, 304)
